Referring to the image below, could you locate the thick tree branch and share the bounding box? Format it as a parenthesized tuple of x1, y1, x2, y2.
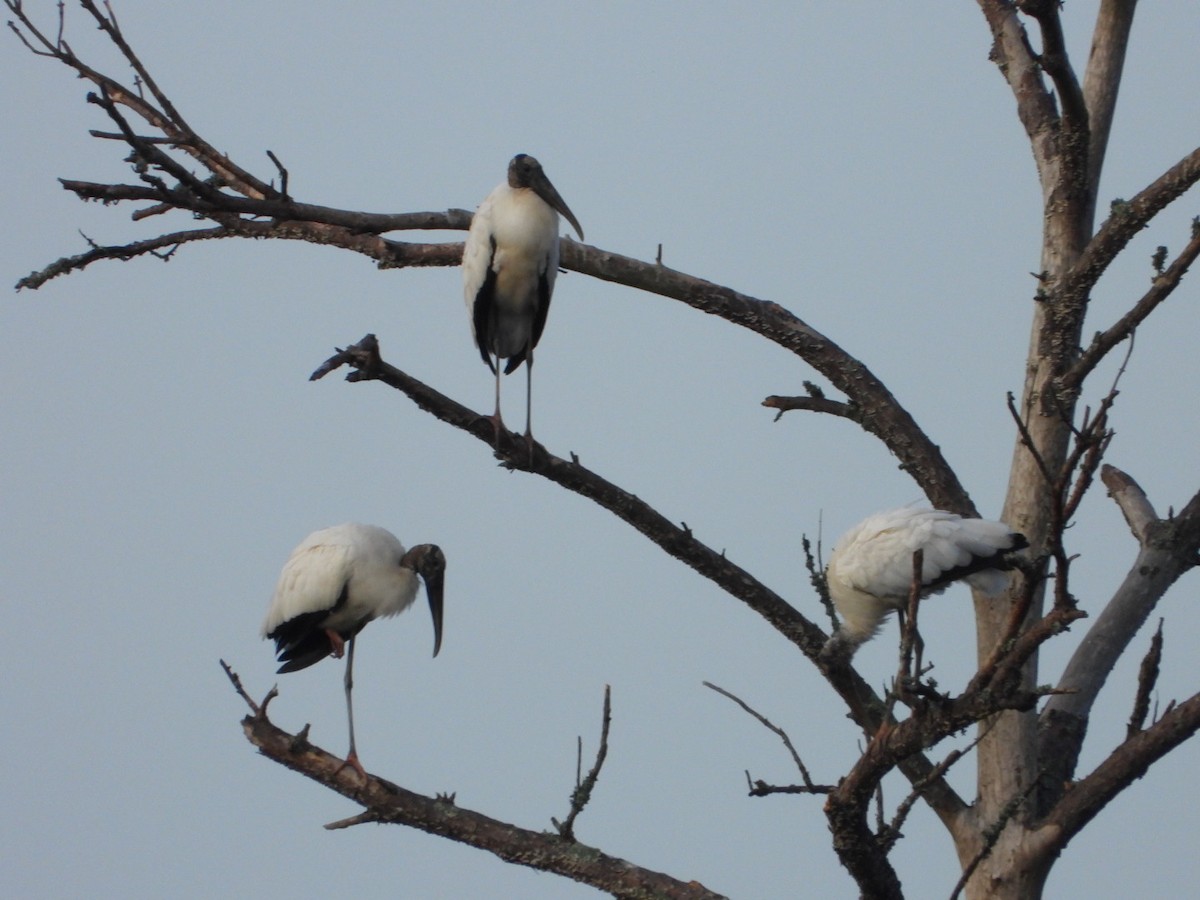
(1068, 145, 1200, 298)
(1046, 468, 1200, 726)
(1018, 0, 1088, 131)
(561, 244, 973, 515)
(311, 336, 825, 655)
(1036, 691, 1200, 860)
(236, 690, 726, 899)
(976, 0, 1060, 161)
(1038, 467, 1200, 807)
(1081, 0, 1138, 224)
(1101, 463, 1159, 541)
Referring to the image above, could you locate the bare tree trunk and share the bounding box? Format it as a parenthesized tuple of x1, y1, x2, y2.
(965, 3, 1136, 897)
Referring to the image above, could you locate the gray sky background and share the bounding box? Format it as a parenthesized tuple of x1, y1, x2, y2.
(3, 3, 1198, 898)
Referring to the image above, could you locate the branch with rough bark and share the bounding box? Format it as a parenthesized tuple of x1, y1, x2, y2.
(1017, 0, 1088, 131)
(1080, 0, 1137, 223)
(1037, 466, 1200, 812)
(311, 334, 826, 655)
(976, 0, 1060, 161)
(1037, 691, 1200, 858)
(1069, 147, 1200, 298)
(1062, 219, 1200, 393)
(222, 664, 726, 900)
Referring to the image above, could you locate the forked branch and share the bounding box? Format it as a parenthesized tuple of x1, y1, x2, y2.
(703, 681, 834, 796)
(552, 685, 613, 842)
(222, 664, 727, 900)
(1062, 220, 1200, 393)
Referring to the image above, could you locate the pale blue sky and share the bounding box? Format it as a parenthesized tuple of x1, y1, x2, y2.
(3, 3, 1199, 898)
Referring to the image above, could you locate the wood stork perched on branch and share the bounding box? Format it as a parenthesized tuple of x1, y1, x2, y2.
(463, 154, 584, 449)
(822, 507, 1026, 659)
(261, 523, 445, 777)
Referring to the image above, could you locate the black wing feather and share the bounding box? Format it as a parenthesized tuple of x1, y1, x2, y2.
(472, 237, 499, 374)
(923, 532, 1029, 594)
(530, 264, 553, 355)
(267, 582, 364, 674)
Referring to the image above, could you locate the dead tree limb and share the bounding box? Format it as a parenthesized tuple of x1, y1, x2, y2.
(552, 685, 613, 842)
(231, 671, 727, 900)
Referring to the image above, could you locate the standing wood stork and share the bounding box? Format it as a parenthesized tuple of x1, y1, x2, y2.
(822, 507, 1026, 659)
(463, 154, 584, 450)
(261, 523, 445, 777)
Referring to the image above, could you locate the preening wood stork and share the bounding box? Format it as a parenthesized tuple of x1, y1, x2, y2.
(261, 523, 445, 777)
(463, 154, 584, 449)
(822, 507, 1026, 658)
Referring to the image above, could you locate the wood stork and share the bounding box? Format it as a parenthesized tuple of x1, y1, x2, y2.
(463, 154, 584, 449)
(261, 523, 445, 777)
(822, 507, 1026, 659)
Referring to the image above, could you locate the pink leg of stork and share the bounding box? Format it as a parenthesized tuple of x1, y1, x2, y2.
(325, 628, 346, 659)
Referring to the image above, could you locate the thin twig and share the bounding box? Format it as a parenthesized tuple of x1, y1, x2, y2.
(552, 686, 612, 842)
(219, 658, 276, 717)
(703, 681, 832, 794)
(1127, 619, 1164, 738)
(324, 811, 382, 831)
(802, 532, 836, 632)
(1007, 391, 1055, 487)
(1061, 334, 1131, 523)
(266, 149, 290, 201)
(1064, 223, 1200, 391)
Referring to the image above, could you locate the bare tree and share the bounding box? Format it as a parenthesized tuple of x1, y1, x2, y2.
(9, 2, 1200, 898)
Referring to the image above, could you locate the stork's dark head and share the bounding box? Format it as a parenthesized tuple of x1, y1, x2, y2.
(507, 153, 585, 241)
(402, 543, 446, 657)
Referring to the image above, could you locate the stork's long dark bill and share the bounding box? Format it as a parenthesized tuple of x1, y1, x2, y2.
(531, 172, 585, 242)
(424, 568, 445, 657)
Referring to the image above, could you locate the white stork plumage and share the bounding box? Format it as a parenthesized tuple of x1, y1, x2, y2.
(261, 523, 445, 777)
(463, 154, 584, 449)
(822, 507, 1026, 658)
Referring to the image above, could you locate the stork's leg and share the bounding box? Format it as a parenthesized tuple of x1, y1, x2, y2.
(490, 355, 505, 450)
(523, 349, 536, 462)
(336, 636, 368, 781)
(325, 627, 345, 659)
